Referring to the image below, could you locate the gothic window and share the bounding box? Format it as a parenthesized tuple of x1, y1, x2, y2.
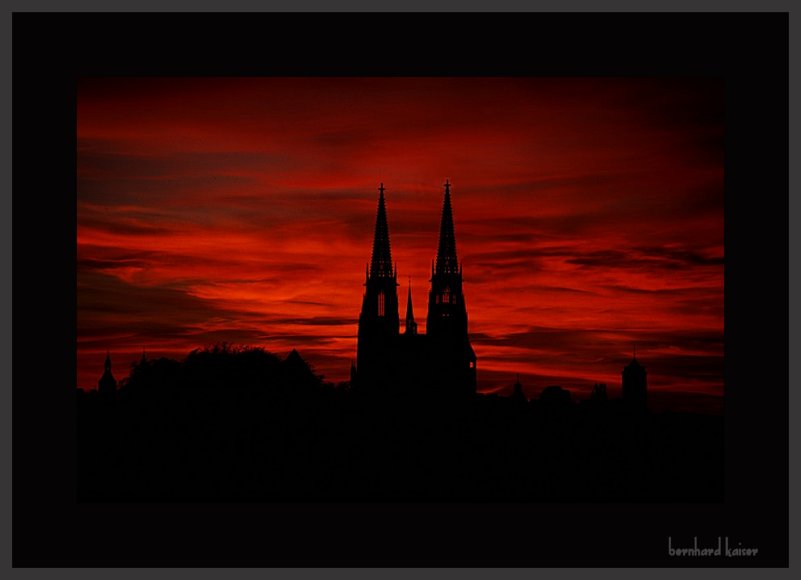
(378, 291, 385, 317)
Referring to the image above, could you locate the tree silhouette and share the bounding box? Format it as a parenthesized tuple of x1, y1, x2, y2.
(77, 343, 722, 503)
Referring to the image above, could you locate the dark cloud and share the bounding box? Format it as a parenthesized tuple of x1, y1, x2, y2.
(79, 258, 152, 271)
(266, 316, 357, 327)
(79, 272, 261, 334)
(566, 245, 722, 271)
(634, 244, 723, 266)
(78, 146, 287, 180)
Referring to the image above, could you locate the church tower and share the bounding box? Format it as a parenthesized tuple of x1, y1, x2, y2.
(98, 351, 117, 397)
(622, 348, 647, 410)
(355, 183, 400, 389)
(426, 180, 477, 394)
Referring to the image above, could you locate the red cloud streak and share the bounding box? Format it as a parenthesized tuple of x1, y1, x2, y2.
(77, 77, 724, 412)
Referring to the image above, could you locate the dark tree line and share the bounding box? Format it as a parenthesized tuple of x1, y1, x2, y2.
(77, 344, 722, 502)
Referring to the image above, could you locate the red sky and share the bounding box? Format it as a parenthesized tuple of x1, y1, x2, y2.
(77, 77, 724, 412)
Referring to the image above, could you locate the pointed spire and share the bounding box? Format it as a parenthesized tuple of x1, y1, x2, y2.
(99, 350, 117, 394)
(369, 183, 393, 278)
(435, 178, 458, 275)
(512, 374, 525, 402)
(626, 343, 643, 368)
(405, 277, 417, 335)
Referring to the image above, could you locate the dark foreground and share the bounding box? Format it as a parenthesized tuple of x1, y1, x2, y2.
(77, 347, 723, 502)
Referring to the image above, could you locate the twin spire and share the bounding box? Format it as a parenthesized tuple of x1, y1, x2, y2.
(370, 179, 459, 279)
(370, 180, 457, 333)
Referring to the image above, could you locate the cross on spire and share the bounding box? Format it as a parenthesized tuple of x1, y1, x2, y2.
(370, 182, 393, 278)
(435, 178, 458, 275)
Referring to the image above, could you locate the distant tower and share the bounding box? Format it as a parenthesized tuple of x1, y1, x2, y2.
(355, 183, 400, 389)
(622, 348, 647, 409)
(98, 351, 117, 396)
(591, 382, 608, 402)
(426, 179, 477, 394)
(404, 278, 417, 335)
(511, 374, 527, 403)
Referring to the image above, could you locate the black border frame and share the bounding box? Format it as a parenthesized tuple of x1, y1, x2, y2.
(12, 12, 789, 567)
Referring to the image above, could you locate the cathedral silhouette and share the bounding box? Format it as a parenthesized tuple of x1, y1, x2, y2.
(90, 180, 651, 409)
(351, 180, 477, 397)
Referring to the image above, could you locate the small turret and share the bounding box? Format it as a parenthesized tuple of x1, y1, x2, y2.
(405, 278, 418, 335)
